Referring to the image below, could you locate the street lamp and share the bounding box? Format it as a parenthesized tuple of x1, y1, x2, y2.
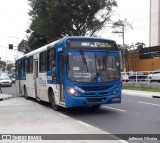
(112, 24, 125, 71)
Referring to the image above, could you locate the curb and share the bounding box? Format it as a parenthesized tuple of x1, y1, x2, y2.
(0, 94, 12, 101)
(122, 90, 160, 99)
(152, 95, 160, 98)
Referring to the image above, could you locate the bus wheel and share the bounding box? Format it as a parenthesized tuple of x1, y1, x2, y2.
(92, 105, 101, 109)
(50, 91, 60, 111)
(24, 87, 29, 99)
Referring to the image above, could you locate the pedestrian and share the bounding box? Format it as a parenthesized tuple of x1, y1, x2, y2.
(0, 85, 2, 94)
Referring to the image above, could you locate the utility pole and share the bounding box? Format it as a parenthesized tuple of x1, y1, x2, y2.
(112, 24, 126, 71)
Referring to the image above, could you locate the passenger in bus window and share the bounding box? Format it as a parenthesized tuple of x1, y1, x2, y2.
(48, 50, 55, 71)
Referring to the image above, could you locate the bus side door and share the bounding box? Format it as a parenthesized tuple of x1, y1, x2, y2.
(33, 59, 40, 100)
(16, 61, 22, 94)
(57, 52, 65, 103)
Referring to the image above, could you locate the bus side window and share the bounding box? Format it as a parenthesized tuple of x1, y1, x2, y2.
(48, 49, 56, 71)
(25, 58, 28, 73)
(28, 56, 33, 73)
(22, 59, 25, 74)
(40, 51, 47, 72)
(16, 62, 18, 75)
(20, 60, 24, 74)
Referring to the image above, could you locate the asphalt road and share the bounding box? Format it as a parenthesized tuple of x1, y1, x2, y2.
(1, 84, 20, 97)
(59, 95, 160, 134)
(2, 85, 160, 135)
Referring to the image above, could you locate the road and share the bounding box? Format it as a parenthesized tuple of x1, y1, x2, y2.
(60, 95, 160, 134)
(1, 85, 160, 141)
(1, 84, 20, 97)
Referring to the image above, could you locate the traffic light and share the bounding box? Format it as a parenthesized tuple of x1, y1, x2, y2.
(9, 44, 13, 49)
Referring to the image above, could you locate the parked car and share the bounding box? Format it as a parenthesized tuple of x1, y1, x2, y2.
(0, 76, 12, 87)
(9, 75, 16, 83)
(121, 72, 129, 82)
(148, 70, 160, 82)
(129, 72, 146, 81)
(11, 75, 16, 84)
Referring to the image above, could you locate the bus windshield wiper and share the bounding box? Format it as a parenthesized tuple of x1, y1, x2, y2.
(80, 50, 88, 72)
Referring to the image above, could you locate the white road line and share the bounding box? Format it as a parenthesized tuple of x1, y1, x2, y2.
(76, 120, 91, 127)
(157, 118, 160, 120)
(103, 106, 126, 112)
(106, 134, 129, 143)
(58, 113, 68, 118)
(120, 140, 129, 143)
(138, 101, 160, 107)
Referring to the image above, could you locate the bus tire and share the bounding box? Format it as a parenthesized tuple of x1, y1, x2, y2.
(92, 105, 101, 109)
(24, 86, 29, 99)
(50, 90, 60, 111)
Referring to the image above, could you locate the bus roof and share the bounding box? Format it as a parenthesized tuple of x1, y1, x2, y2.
(16, 36, 116, 61)
(16, 40, 58, 61)
(63, 36, 116, 42)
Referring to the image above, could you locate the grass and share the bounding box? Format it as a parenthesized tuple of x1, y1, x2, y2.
(123, 86, 160, 92)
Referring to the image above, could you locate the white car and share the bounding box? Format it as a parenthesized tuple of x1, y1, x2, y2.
(0, 76, 12, 87)
(148, 70, 160, 82)
(121, 72, 129, 82)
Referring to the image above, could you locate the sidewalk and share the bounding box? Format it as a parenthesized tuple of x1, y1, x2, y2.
(0, 97, 127, 143)
(0, 93, 12, 101)
(122, 89, 160, 98)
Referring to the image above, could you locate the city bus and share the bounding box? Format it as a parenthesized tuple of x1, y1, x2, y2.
(16, 36, 123, 110)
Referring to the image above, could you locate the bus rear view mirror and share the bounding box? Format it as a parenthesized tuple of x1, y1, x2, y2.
(118, 51, 124, 71)
(62, 55, 68, 64)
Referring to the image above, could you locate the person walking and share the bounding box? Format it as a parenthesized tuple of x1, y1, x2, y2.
(0, 86, 2, 94)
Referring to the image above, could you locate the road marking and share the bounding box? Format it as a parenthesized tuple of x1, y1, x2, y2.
(77, 120, 91, 127)
(157, 118, 160, 120)
(103, 106, 126, 112)
(58, 113, 68, 118)
(120, 140, 129, 143)
(138, 101, 160, 107)
(106, 135, 129, 143)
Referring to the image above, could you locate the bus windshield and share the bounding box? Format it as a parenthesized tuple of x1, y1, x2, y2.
(67, 51, 120, 83)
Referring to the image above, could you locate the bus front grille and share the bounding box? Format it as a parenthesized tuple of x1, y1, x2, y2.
(87, 98, 107, 103)
(84, 92, 109, 96)
(79, 85, 112, 91)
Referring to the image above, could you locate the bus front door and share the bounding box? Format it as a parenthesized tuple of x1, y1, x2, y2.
(18, 61, 22, 94)
(34, 60, 40, 100)
(58, 53, 65, 103)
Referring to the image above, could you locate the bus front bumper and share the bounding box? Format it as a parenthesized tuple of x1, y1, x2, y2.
(65, 93, 121, 108)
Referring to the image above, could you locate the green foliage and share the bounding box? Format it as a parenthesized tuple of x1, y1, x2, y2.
(112, 19, 133, 31)
(123, 86, 160, 92)
(0, 60, 6, 69)
(18, 39, 30, 53)
(135, 42, 146, 50)
(27, 0, 117, 50)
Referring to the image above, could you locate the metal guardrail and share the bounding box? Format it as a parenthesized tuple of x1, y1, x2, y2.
(121, 71, 160, 83)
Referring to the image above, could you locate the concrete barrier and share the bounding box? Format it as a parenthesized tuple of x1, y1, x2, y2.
(122, 82, 160, 89)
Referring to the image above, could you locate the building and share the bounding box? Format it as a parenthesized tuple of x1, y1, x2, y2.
(149, 0, 160, 46)
(125, 46, 160, 72)
(124, 1, 160, 72)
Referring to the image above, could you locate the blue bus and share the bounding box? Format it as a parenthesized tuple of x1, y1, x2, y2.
(16, 36, 123, 110)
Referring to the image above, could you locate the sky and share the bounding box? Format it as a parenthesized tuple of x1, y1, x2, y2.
(0, 0, 150, 62)
(100, 0, 150, 47)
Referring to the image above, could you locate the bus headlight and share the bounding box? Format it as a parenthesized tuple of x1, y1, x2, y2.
(68, 87, 78, 96)
(113, 87, 120, 95)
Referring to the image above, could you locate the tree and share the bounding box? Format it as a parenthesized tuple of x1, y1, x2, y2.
(112, 19, 133, 30)
(135, 42, 146, 50)
(18, 39, 31, 53)
(0, 60, 6, 69)
(27, 0, 117, 50)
